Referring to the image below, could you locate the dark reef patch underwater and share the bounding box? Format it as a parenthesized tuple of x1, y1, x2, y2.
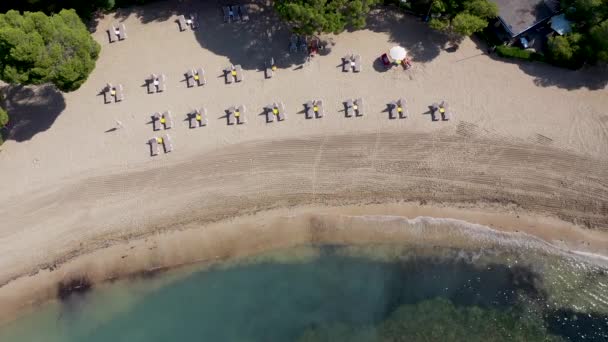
(0, 244, 607, 342)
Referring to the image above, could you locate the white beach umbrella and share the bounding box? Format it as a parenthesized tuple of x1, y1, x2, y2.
(389, 46, 407, 61)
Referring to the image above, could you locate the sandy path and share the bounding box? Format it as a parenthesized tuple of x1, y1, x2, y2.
(0, 1, 607, 320)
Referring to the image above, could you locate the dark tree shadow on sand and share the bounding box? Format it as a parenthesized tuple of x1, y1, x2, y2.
(1, 84, 66, 142)
(113, 0, 177, 24)
(366, 9, 457, 63)
(192, 1, 308, 70)
(499, 57, 608, 90)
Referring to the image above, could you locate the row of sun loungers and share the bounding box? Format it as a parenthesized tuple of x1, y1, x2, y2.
(149, 134, 173, 156)
(108, 23, 127, 43)
(186, 68, 206, 88)
(342, 54, 362, 72)
(148, 98, 447, 131)
(222, 5, 249, 23)
(145, 98, 450, 157)
(344, 98, 364, 117)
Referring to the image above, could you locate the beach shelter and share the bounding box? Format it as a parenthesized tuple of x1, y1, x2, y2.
(389, 46, 407, 64)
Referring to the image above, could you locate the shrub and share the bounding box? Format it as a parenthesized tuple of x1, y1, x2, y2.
(496, 45, 545, 62)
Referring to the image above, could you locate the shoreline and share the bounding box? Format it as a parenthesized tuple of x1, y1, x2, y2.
(1, 201, 607, 326)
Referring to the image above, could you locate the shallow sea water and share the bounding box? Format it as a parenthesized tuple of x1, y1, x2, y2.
(1, 231, 608, 341)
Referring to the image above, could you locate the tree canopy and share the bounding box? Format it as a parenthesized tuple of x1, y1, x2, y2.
(274, 0, 382, 35)
(428, 0, 498, 36)
(547, 0, 608, 67)
(0, 9, 100, 92)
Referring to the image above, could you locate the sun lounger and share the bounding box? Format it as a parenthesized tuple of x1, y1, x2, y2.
(162, 111, 173, 129)
(200, 108, 208, 126)
(222, 6, 230, 23)
(265, 58, 275, 79)
(236, 105, 246, 124)
(152, 112, 162, 131)
(304, 101, 314, 119)
(149, 138, 160, 156)
(190, 14, 199, 30)
(115, 84, 124, 102)
(234, 65, 243, 82)
(342, 55, 351, 72)
(193, 107, 208, 127)
(439, 101, 451, 121)
(189, 110, 199, 129)
(388, 101, 397, 119)
(103, 83, 112, 103)
(289, 34, 298, 53)
(195, 67, 206, 86)
(177, 15, 187, 31)
(230, 6, 240, 22)
(298, 36, 308, 53)
(157, 74, 167, 92)
(225, 68, 234, 84)
(227, 107, 236, 125)
(239, 5, 249, 22)
(353, 54, 361, 72)
(147, 75, 156, 94)
(354, 98, 363, 116)
(398, 98, 408, 119)
(277, 102, 286, 121)
(108, 25, 118, 43)
(345, 99, 354, 117)
(162, 134, 173, 153)
(186, 69, 195, 88)
(315, 100, 324, 118)
(119, 23, 127, 40)
(265, 105, 275, 123)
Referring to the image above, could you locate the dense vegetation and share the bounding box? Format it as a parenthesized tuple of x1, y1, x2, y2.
(496, 45, 545, 61)
(274, 0, 382, 34)
(427, 0, 498, 36)
(0, 0, 154, 21)
(0, 9, 100, 92)
(296, 298, 563, 342)
(547, 0, 608, 68)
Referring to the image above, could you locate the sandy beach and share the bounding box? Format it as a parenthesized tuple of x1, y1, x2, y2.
(0, 0, 607, 324)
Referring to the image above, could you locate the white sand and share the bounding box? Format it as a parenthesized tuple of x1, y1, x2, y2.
(0, 0, 607, 322)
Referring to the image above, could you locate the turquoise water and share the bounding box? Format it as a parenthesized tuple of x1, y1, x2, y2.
(1, 245, 607, 341)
